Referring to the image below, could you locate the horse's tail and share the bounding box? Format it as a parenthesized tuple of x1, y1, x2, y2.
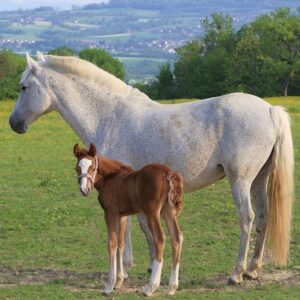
(166, 171, 184, 212)
(268, 106, 294, 265)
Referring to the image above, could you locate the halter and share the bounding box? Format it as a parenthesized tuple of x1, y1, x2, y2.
(78, 156, 99, 185)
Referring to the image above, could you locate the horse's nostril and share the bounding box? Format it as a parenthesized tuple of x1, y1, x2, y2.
(8, 116, 27, 134)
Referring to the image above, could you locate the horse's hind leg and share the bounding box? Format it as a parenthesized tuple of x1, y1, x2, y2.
(162, 207, 183, 296)
(245, 160, 271, 280)
(143, 213, 166, 297)
(228, 179, 254, 285)
(115, 216, 128, 289)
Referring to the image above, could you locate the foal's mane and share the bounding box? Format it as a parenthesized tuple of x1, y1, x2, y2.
(99, 156, 133, 179)
(41, 55, 146, 97)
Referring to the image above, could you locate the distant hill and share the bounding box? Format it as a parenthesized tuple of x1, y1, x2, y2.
(0, 0, 298, 80)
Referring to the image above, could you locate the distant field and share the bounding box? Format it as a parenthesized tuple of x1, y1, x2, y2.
(0, 97, 299, 299)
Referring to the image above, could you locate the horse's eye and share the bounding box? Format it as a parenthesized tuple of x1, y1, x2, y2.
(20, 85, 27, 91)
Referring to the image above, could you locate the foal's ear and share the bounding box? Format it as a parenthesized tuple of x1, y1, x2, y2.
(88, 143, 97, 157)
(73, 143, 81, 158)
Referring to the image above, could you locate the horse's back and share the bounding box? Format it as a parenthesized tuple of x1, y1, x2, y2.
(154, 93, 277, 190)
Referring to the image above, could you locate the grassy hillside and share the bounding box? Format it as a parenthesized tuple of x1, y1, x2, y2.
(0, 97, 299, 299)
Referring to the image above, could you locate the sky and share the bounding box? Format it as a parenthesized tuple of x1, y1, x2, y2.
(0, 0, 108, 11)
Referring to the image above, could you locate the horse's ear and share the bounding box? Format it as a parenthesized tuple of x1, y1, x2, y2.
(26, 52, 40, 73)
(37, 51, 45, 62)
(73, 143, 81, 158)
(88, 143, 97, 157)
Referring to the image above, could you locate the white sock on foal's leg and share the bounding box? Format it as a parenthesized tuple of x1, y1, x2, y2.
(167, 263, 179, 295)
(143, 259, 163, 296)
(103, 249, 117, 295)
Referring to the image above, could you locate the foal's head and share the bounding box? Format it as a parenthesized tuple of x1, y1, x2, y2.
(74, 143, 98, 196)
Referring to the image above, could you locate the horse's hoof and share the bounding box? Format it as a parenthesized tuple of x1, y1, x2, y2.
(227, 277, 242, 285)
(143, 287, 153, 297)
(102, 286, 114, 296)
(102, 290, 111, 296)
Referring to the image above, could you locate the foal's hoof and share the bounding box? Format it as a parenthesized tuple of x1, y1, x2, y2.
(166, 284, 178, 296)
(243, 272, 261, 284)
(115, 278, 124, 290)
(143, 284, 156, 297)
(243, 270, 258, 280)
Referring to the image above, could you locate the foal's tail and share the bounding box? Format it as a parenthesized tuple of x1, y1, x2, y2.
(166, 172, 184, 212)
(268, 106, 294, 266)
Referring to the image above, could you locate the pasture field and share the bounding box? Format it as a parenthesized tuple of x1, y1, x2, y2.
(0, 97, 300, 299)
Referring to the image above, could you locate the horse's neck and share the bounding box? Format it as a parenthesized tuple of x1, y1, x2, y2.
(51, 72, 155, 146)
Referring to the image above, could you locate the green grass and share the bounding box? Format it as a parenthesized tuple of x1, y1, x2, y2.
(0, 97, 299, 299)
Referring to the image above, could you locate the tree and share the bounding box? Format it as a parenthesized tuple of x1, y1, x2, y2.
(0, 50, 25, 100)
(155, 63, 176, 99)
(230, 8, 300, 96)
(202, 13, 235, 54)
(47, 47, 75, 56)
(79, 48, 125, 80)
(174, 14, 235, 99)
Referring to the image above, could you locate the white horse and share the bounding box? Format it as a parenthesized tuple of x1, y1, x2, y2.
(10, 54, 293, 290)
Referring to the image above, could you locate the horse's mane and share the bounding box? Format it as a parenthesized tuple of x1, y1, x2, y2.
(41, 55, 146, 97)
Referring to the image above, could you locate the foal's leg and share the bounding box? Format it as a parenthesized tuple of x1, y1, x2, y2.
(103, 212, 119, 295)
(143, 213, 166, 297)
(115, 216, 128, 289)
(137, 213, 156, 272)
(162, 208, 183, 296)
(245, 165, 270, 280)
(228, 179, 254, 285)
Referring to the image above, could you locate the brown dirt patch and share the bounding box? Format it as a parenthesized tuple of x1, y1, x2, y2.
(0, 266, 299, 294)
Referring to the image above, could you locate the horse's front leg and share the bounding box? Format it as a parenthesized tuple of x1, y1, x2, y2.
(103, 211, 119, 295)
(123, 216, 133, 278)
(137, 213, 156, 273)
(115, 216, 128, 289)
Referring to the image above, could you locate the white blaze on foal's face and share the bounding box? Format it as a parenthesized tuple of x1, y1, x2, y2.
(78, 158, 93, 195)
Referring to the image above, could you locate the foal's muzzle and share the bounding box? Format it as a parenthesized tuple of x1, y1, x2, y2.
(80, 188, 91, 196)
(9, 116, 28, 134)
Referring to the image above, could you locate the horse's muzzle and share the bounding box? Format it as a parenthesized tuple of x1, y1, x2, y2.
(9, 116, 28, 134)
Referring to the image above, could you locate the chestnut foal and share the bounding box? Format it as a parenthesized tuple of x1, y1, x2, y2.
(74, 143, 184, 296)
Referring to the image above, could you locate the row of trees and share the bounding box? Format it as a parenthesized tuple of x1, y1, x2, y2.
(139, 8, 300, 99)
(0, 8, 299, 100)
(0, 47, 125, 100)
